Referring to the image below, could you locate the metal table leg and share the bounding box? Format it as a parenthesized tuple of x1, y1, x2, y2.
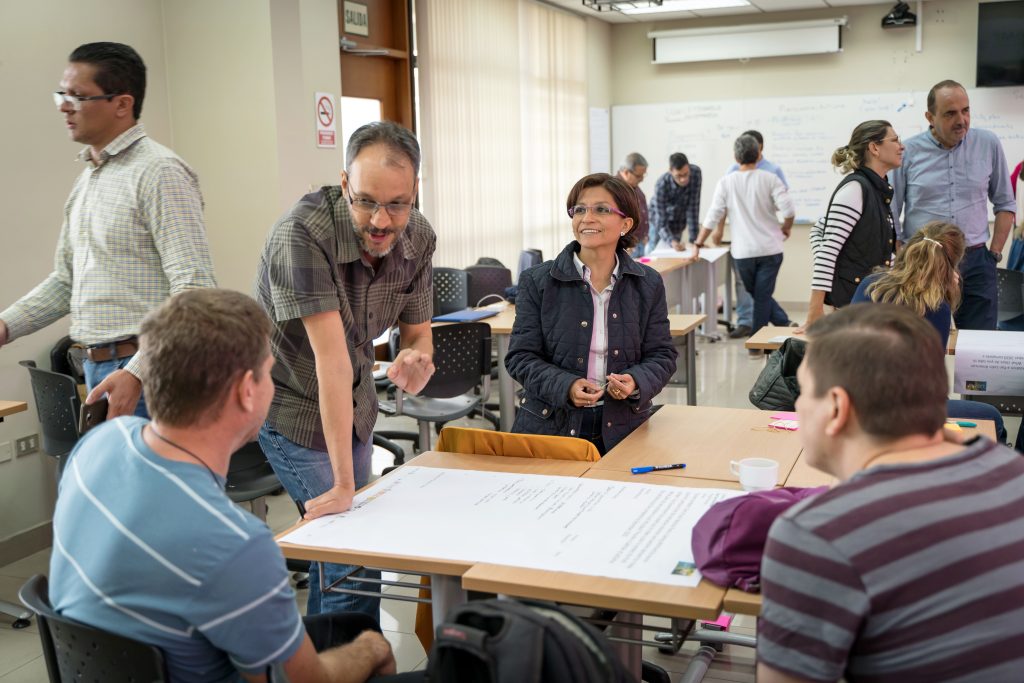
(430, 574, 467, 626)
(687, 329, 697, 405)
(496, 333, 515, 432)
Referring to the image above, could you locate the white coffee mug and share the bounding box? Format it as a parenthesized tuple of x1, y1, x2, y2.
(729, 457, 779, 492)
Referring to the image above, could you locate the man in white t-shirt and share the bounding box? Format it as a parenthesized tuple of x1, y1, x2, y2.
(692, 134, 795, 354)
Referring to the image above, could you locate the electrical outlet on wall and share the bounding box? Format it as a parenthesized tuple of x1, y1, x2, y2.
(0, 441, 12, 463)
(15, 434, 39, 456)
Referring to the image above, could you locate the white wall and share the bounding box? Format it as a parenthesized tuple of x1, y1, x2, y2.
(606, 0, 994, 303)
(0, 0, 342, 561)
(0, 0, 172, 559)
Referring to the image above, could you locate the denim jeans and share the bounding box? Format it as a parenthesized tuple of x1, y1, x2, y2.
(732, 259, 787, 329)
(577, 405, 606, 456)
(83, 355, 149, 418)
(258, 423, 380, 618)
(955, 247, 998, 331)
(734, 253, 788, 335)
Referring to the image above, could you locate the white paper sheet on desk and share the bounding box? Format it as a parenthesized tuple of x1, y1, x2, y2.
(954, 330, 1024, 395)
(646, 246, 728, 263)
(279, 466, 744, 588)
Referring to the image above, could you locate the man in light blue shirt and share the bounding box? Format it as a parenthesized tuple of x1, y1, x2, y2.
(724, 130, 792, 338)
(890, 80, 1016, 330)
(49, 289, 416, 683)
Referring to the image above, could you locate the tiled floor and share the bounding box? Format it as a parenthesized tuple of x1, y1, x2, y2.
(2, 309, 1016, 681)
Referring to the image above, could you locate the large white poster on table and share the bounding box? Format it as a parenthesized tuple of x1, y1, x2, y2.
(280, 466, 743, 588)
(954, 330, 1024, 395)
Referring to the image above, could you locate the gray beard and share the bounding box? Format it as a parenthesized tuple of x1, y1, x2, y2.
(353, 225, 395, 258)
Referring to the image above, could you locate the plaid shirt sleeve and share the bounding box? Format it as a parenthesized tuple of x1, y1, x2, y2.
(652, 175, 673, 244)
(686, 165, 702, 239)
(1, 203, 76, 341)
(143, 160, 217, 294)
(398, 228, 436, 325)
(264, 219, 343, 323)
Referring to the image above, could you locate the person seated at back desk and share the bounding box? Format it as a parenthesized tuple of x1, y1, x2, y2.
(506, 173, 677, 455)
(48, 289, 421, 683)
(850, 220, 1008, 446)
(757, 303, 1024, 682)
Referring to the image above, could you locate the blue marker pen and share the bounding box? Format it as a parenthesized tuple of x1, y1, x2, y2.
(631, 463, 687, 475)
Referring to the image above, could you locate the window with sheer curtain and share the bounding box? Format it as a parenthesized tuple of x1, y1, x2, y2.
(416, 0, 588, 272)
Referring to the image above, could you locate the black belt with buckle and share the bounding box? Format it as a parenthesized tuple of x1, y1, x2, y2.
(83, 336, 139, 362)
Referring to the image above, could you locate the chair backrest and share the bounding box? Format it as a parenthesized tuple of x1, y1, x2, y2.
(433, 267, 470, 316)
(18, 574, 169, 683)
(996, 267, 1024, 322)
(465, 265, 513, 307)
(420, 323, 491, 399)
(516, 249, 543, 281)
(436, 426, 601, 462)
(19, 361, 81, 459)
(50, 336, 85, 385)
(472, 256, 506, 268)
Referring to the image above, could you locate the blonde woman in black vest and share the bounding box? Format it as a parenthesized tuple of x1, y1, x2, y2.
(802, 121, 905, 328)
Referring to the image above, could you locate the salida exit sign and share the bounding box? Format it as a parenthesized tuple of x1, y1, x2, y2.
(344, 2, 369, 37)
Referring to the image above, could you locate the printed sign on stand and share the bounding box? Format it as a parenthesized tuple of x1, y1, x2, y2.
(315, 92, 336, 148)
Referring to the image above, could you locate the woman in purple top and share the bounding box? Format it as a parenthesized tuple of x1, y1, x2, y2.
(851, 221, 1008, 444)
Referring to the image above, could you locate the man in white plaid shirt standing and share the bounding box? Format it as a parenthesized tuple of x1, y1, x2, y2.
(0, 42, 215, 418)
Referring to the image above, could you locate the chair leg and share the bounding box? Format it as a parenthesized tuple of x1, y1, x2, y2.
(418, 421, 432, 452)
(250, 496, 268, 522)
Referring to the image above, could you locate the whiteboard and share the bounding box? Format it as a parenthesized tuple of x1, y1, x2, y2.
(613, 87, 1024, 224)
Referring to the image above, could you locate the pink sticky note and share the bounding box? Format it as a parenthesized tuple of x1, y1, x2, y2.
(701, 614, 733, 630)
(638, 257, 652, 263)
(770, 411, 798, 420)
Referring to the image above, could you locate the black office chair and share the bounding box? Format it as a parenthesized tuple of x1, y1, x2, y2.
(19, 574, 169, 682)
(465, 265, 513, 308)
(379, 322, 492, 452)
(432, 267, 470, 316)
(225, 442, 284, 522)
(19, 360, 80, 475)
(471, 256, 506, 268)
(996, 267, 1024, 323)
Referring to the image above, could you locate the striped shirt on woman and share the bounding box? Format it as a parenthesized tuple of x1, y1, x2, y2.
(759, 437, 1024, 682)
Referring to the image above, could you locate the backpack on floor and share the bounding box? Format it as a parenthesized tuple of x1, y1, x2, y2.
(427, 598, 630, 683)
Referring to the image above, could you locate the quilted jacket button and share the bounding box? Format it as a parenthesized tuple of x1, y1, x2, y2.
(541, 408, 549, 416)
(570, 429, 576, 436)
(613, 349, 619, 356)
(581, 320, 588, 328)
(606, 421, 612, 428)
(612, 312, 618, 319)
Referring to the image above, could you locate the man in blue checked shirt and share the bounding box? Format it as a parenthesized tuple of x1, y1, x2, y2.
(650, 152, 703, 249)
(0, 42, 216, 418)
(890, 79, 1016, 330)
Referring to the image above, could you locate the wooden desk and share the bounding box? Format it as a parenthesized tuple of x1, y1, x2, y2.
(0, 401, 28, 422)
(746, 325, 958, 355)
(723, 588, 762, 617)
(595, 405, 802, 485)
(480, 305, 705, 430)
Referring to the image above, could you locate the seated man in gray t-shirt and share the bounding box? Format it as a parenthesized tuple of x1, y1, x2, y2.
(49, 289, 421, 683)
(757, 303, 1024, 683)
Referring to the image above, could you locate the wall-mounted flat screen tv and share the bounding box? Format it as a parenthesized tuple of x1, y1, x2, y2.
(977, 0, 1024, 87)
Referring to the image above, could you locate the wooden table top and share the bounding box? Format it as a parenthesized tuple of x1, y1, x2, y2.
(746, 325, 958, 355)
(595, 405, 802, 485)
(723, 588, 762, 617)
(275, 450, 593, 576)
(667, 314, 706, 336)
(0, 401, 28, 419)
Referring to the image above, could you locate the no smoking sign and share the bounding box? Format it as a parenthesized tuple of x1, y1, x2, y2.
(315, 92, 337, 148)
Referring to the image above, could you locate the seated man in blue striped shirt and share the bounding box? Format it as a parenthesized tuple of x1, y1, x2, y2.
(758, 303, 1024, 682)
(49, 289, 420, 683)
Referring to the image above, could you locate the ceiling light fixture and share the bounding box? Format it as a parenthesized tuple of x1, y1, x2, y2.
(621, 0, 751, 14)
